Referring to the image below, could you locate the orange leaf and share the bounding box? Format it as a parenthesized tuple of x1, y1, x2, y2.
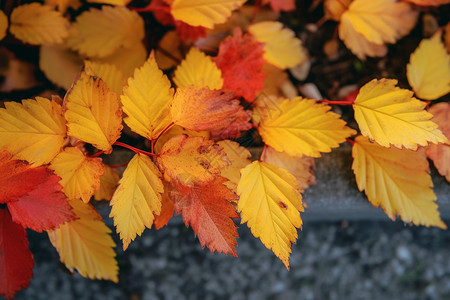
(404, 0, 450, 5)
(171, 86, 251, 136)
(262, 0, 295, 12)
(426, 103, 450, 182)
(157, 135, 230, 186)
(173, 177, 239, 256)
(153, 182, 175, 230)
(214, 28, 266, 102)
(93, 165, 120, 201)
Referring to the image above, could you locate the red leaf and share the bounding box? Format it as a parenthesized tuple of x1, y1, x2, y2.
(173, 177, 239, 256)
(214, 27, 266, 103)
(0, 209, 34, 300)
(175, 21, 207, 42)
(8, 170, 77, 232)
(0, 151, 48, 204)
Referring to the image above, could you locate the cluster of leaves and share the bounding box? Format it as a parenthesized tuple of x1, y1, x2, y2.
(0, 0, 449, 298)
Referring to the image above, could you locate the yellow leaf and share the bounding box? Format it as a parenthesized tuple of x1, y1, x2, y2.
(324, 0, 352, 21)
(48, 200, 118, 282)
(39, 45, 83, 90)
(352, 136, 446, 229)
(9, 3, 70, 45)
(217, 140, 251, 192)
(173, 48, 223, 90)
(65, 72, 123, 153)
(258, 97, 356, 157)
(44, 0, 81, 14)
(155, 31, 183, 70)
(0, 97, 66, 166)
(0, 10, 8, 41)
(338, 15, 387, 59)
(252, 95, 285, 126)
(98, 43, 147, 78)
(85, 60, 126, 95)
(261, 147, 316, 192)
(67, 6, 144, 58)
(121, 53, 173, 141)
(342, 0, 417, 45)
(353, 79, 448, 149)
(157, 135, 230, 186)
(171, 0, 246, 29)
(407, 32, 450, 100)
(50, 147, 104, 203)
(237, 161, 304, 269)
(94, 165, 120, 201)
(110, 154, 164, 250)
(248, 21, 307, 69)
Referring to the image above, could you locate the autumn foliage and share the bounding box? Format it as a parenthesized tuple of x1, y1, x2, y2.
(0, 0, 450, 298)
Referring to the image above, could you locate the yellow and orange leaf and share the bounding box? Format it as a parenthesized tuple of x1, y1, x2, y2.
(173, 177, 239, 256)
(84, 61, 126, 95)
(341, 0, 417, 45)
(0, 97, 67, 166)
(426, 103, 450, 182)
(171, 86, 247, 132)
(338, 15, 388, 59)
(0, 10, 7, 41)
(9, 3, 70, 45)
(261, 147, 316, 192)
(155, 31, 183, 70)
(153, 183, 175, 230)
(170, 0, 246, 29)
(94, 165, 120, 201)
(157, 135, 230, 186)
(258, 97, 356, 157)
(217, 140, 251, 192)
(237, 161, 304, 269)
(248, 21, 307, 69)
(47, 200, 118, 282)
(352, 136, 446, 229)
(121, 53, 174, 141)
(50, 147, 104, 203)
(154, 125, 210, 154)
(87, 0, 130, 5)
(65, 72, 123, 153)
(407, 32, 450, 100)
(173, 48, 223, 90)
(67, 6, 144, 58)
(110, 154, 164, 250)
(353, 79, 448, 149)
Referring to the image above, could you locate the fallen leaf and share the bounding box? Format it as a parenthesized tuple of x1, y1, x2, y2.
(214, 28, 266, 102)
(407, 32, 450, 100)
(157, 135, 230, 186)
(217, 140, 251, 192)
(352, 136, 446, 229)
(9, 3, 70, 45)
(48, 200, 118, 282)
(262, 0, 296, 12)
(237, 161, 303, 269)
(0, 97, 67, 166)
(0, 10, 7, 41)
(173, 177, 239, 256)
(84, 60, 126, 95)
(8, 169, 76, 232)
(173, 48, 223, 90)
(94, 165, 120, 201)
(353, 79, 448, 149)
(50, 147, 104, 203)
(170, 0, 246, 29)
(121, 53, 174, 141)
(248, 21, 307, 69)
(67, 6, 144, 58)
(65, 72, 123, 153)
(258, 97, 356, 157)
(110, 154, 164, 250)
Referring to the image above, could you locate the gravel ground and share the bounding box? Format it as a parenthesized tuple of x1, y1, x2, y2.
(16, 214, 450, 300)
